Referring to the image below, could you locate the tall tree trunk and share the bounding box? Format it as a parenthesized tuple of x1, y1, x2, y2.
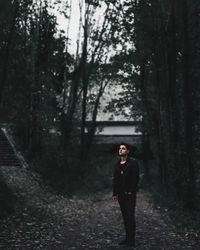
(139, 59, 152, 183)
(84, 78, 109, 160)
(182, 0, 195, 208)
(29, 1, 43, 159)
(0, 0, 19, 116)
(80, 12, 88, 161)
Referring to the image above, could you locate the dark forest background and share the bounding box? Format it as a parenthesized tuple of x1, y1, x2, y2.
(0, 0, 200, 214)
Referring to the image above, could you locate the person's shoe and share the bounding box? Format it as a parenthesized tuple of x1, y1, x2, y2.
(119, 239, 128, 245)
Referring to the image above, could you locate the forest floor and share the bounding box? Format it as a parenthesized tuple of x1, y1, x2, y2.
(0, 165, 200, 250)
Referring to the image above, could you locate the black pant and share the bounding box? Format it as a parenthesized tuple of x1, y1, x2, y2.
(118, 193, 136, 242)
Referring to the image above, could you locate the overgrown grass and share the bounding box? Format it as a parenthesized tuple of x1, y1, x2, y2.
(143, 181, 200, 235)
(0, 174, 16, 218)
(30, 142, 116, 196)
(79, 144, 116, 194)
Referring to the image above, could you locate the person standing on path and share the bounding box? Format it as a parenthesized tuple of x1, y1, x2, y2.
(113, 143, 140, 247)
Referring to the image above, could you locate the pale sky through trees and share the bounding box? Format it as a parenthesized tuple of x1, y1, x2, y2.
(51, 0, 107, 55)
(50, 0, 131, 121)
(50, 0, 81, 54)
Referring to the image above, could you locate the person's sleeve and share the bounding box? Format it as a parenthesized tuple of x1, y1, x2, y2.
(113, 165, 118, 196)
(130, 160, 140, 192)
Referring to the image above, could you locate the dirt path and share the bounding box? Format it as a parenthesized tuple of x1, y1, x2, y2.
(0, 166, 199, 250)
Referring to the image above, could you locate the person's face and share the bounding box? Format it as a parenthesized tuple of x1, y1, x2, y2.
(119, 145, 129, 157)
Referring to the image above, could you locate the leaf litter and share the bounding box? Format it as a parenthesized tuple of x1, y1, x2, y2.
(0, 166, 199, 249)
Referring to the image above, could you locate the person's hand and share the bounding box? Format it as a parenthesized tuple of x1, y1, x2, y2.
(113, 195, 118, 201)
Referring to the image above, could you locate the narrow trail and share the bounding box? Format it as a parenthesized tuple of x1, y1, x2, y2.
(0, 166, 199, 250)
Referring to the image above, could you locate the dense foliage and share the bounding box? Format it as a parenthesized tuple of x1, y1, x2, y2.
(0, 0, 200, 209)
(108, 0, 200, 208)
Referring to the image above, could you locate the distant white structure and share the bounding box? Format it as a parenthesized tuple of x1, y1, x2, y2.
(96, 83, 131, 121)
(96, 124, 140, 136)
(86, 78, 142, 145)
(86, 121, 142, 145)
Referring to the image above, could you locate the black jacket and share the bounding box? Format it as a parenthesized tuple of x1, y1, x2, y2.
(113, 157, 139, 196)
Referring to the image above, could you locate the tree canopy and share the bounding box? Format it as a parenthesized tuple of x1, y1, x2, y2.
(0, 0, 200, 208)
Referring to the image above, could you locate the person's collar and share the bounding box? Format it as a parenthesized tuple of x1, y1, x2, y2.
(119, 156, 130, 164)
